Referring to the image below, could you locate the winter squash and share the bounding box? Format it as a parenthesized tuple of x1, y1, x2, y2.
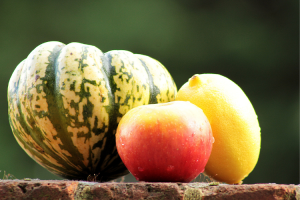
(7, 41, 177, 181)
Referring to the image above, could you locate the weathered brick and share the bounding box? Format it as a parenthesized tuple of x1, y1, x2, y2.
(0, 180, 298, 200)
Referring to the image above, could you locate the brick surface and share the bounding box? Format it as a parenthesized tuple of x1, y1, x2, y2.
(0, 180, 78, 200)
(0, 180, 298, 200)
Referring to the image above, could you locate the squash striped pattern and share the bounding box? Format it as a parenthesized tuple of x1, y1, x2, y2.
(7, 41, 177, 181)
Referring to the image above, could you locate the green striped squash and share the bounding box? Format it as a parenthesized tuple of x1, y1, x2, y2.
(7, 41, 177, 181)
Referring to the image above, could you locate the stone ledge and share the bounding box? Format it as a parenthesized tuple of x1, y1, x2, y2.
(0, 180, 298, 200)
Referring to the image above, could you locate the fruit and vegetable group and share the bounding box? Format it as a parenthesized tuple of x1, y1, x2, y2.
(7, 41, 177, 181)
(176, 74, 261, 184)
(116, 101, 214, 182)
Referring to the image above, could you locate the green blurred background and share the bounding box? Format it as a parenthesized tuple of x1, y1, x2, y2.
(0, 0, 298, 184)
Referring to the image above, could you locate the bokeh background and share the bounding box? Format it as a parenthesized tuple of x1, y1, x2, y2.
(0, 0, 298, 184)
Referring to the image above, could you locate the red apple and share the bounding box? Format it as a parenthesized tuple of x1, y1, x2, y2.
(116, 101, 214, 182)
